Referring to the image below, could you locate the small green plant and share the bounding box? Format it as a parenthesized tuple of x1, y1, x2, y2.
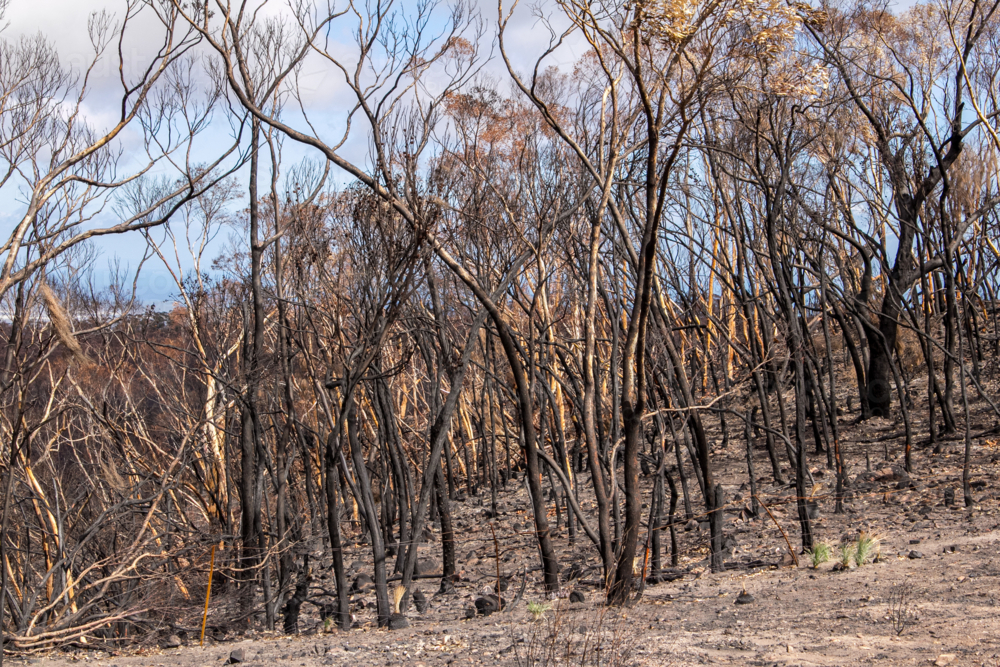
(527, 600, 551, 621)
(838, 543, 853, 568)
(807, 542, 831, 568)
(323, 616, 333, 632)
(853, 532, 880, 567)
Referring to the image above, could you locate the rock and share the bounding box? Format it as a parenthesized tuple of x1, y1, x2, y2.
(944, 488, 956, 507)
(226, 648, 246, 664)
(351, 573, 374, 594)
(569, 590, 585, 603)
(474, 594, 502, 615)
(893, 465, 912, 485)
(413, 588, 429, 612)
(162, 635, 182, 649)
(735, 591, 754, 605)
(348, 560, 365, 573)
(934, 654, 957, 666)
(388, 614, 409, 630)
(415, 558, 437, 575)
(908, 550, 924, 559)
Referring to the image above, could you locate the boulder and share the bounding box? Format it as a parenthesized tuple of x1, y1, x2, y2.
(388, 614, 409, 630)
(415, 558, 437, 576)
(351, 573, 374, 594)
(474, 594, 502, 616)
(413, 588, 429, 612)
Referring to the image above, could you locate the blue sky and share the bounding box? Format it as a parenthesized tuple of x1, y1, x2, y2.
(4, 0, 916, 307)
(3, 0, 549, 305)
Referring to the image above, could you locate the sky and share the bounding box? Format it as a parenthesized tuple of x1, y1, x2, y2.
(3, 0, 585, 305)
(3, 0, 915, 306)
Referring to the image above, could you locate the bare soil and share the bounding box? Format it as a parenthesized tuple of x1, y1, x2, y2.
(13, 403, 1000, 667)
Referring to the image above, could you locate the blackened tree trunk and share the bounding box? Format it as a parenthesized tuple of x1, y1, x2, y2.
(744, 411, 759, 518)
(239, 118, 265, 612)
(324, 432, 350, 631)
(346, 395, 390, 627)
(709, 484, 725, 571)
(435, 464, 456, 589)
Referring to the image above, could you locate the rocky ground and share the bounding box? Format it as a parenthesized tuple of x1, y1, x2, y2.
(12, 398, 1000, 667)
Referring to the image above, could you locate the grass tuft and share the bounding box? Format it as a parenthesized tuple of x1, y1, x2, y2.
(392, 585, 406, 615)
(838, 543, 853, 568)
(853, 532, 880, 567)
(807, 542, 832, 568)
(527, 600, 551, 621)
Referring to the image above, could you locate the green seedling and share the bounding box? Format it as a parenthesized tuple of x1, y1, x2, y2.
(838, 543, 853, 568)
(854, 532, 880, 567)
(527, 600, 551, 621)
(807, 542, 831, 568)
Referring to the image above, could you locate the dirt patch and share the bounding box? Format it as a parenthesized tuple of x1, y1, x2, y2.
(11, 411, 1000, 667)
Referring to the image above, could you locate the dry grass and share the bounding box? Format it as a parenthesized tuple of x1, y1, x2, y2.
(39, 283, 92, 365)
